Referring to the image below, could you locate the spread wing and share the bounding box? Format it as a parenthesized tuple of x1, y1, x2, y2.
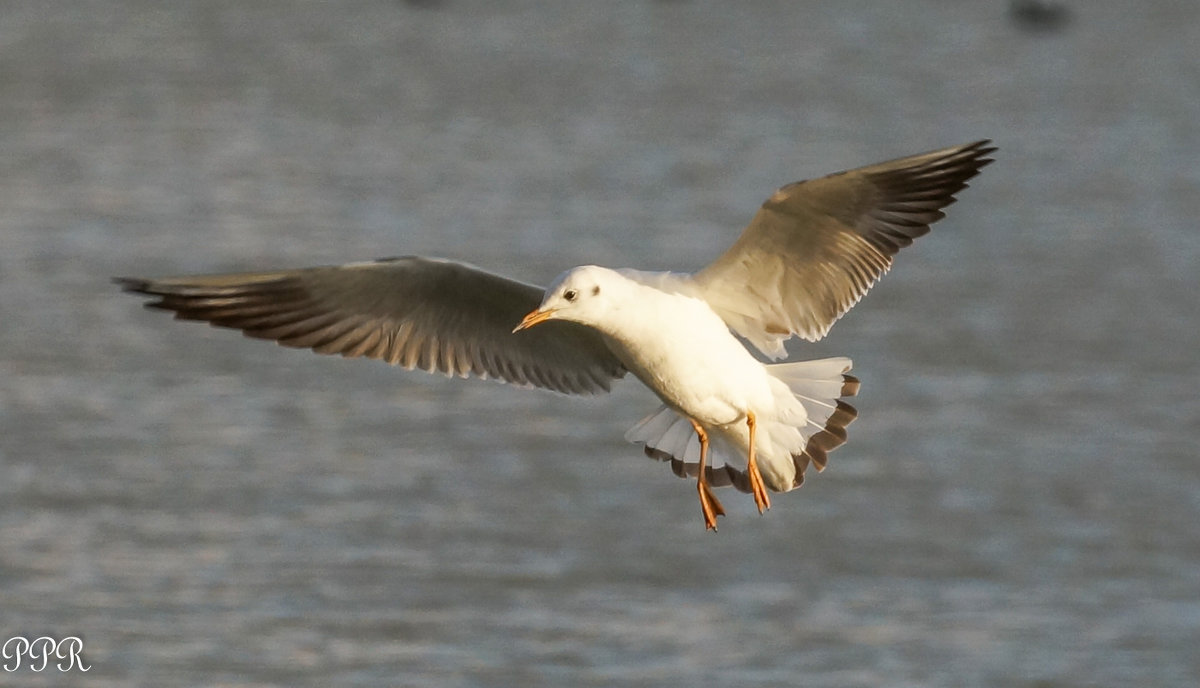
(116, 256, 626, 395)
(692, 140, 995, 357)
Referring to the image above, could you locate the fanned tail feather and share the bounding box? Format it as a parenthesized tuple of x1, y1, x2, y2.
(768, 357, 859, 477)
(627, 409, 755, 492)
(626, 357, 858, 494)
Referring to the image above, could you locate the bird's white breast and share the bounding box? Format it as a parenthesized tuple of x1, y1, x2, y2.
(596, 277, 776, 427)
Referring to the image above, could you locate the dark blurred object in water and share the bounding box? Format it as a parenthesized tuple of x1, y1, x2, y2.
(1009, 0, 1072, 32)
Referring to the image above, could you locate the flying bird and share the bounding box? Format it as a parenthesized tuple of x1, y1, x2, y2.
(117, 140, 994, 530)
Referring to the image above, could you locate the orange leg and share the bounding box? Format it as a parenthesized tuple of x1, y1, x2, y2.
(688, 419, 725, 531)
(746, 411, 771, 514)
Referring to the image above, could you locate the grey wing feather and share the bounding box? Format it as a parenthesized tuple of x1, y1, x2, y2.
(693, 140, 996, 357)
(116, 256, 626, 395)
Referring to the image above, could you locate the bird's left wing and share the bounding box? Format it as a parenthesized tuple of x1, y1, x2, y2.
(116, 256, 626, 395)
(691, 140, 995, 358)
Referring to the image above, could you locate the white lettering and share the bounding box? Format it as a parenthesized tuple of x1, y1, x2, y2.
(56, 637, 90, 672)
(2, 637, 29, 671)
(2, 636, 90, 672)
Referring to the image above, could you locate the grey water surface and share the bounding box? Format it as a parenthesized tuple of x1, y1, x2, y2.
(1, 2, 1197, 687)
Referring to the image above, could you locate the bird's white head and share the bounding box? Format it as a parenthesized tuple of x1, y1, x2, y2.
(513, 265, 627, 333)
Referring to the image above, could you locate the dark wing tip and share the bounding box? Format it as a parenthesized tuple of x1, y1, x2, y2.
(115, 276, 175, 311)
(930, 139, 997, 187)
(114, 276, 151, 293)
(950, 138, 997, 173)
(944, 139, 997, 163)
(971, 138, 998, 157)
(858, 139, 995, 256)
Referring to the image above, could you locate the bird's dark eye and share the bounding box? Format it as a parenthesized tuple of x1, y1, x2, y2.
(563, 289, 578, 302)
(591, 285, 600, 296)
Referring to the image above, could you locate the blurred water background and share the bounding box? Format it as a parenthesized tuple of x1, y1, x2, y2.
(1, 1, 1197, 686)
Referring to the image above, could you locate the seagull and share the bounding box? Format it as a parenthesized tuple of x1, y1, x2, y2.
(117, 140, 994, 530)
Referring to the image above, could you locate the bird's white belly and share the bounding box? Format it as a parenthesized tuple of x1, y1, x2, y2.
(603, 290, 776, 427)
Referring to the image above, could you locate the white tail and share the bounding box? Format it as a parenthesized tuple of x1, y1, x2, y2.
(626, 357, 859, 493)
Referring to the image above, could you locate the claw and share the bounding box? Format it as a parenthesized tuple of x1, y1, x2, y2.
(698, 479, 726, 531)
(747, 460, 772, 514)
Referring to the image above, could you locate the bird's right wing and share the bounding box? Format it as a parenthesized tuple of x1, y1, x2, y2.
(116, 256, 626, 395)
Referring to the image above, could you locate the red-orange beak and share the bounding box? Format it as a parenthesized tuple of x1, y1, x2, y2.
(513, 308, 558, 333)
